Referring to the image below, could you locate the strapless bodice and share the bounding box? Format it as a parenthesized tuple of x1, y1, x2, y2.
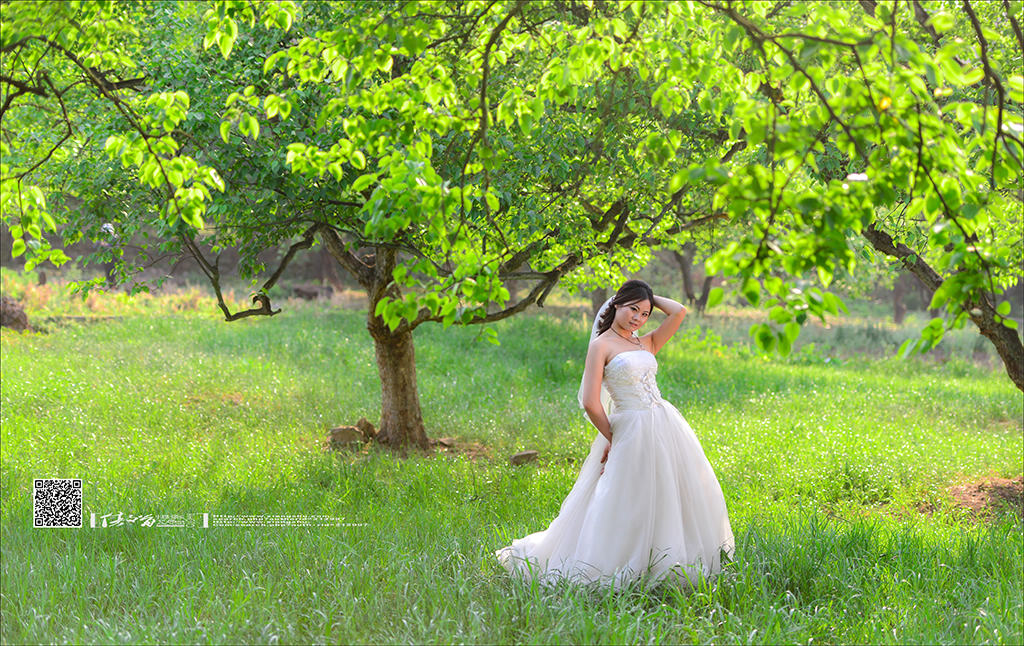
(603, 350, 663, 411)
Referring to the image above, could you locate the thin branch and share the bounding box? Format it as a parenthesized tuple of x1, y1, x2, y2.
(962, 0, 1008, 190)
(0, 73, 47, 100)
(1004, 0, 1024, 52)
(16, 72, 73, 180)
(259, 223, 318, 293)
(412, 253, 583, 330)
(766, 0, 792, 20)
(771, 32, 871, 48)
(457, 0, 526, 225)
(696, 0, 867, 163)
(498, 229, 558, 273)
(911, 0, 941, 47)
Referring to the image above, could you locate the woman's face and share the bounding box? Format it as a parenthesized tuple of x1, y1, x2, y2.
(614, 299, 651, 334)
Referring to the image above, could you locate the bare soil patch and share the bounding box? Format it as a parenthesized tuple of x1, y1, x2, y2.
(945, 475, 1023, 518)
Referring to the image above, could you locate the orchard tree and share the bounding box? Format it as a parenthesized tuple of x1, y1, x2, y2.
(684, 0, 1023, 388)
(2, 0, 731, 447)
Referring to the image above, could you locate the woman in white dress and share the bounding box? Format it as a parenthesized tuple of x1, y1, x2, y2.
(495, 279, 735, 590)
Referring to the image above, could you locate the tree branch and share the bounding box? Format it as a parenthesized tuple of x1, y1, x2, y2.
(962, 0, 1009, 190)
(317, 224, 374, 288)
(1004, 0, 1024, 53)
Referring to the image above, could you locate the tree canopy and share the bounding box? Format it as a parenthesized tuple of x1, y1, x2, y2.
(2, 0, 1022, 445)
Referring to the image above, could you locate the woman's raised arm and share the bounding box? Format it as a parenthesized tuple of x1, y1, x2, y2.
(642, 295, 687, 355)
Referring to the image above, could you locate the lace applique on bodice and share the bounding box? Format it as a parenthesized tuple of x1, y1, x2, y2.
(603, 350, 663, 410)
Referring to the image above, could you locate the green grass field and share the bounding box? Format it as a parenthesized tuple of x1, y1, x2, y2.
(1, 276, 1022, 644)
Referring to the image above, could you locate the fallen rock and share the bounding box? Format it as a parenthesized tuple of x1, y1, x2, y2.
(327, 425, 364, 450)
(0, 296, 30, 331)
(510, 450, 539, 466)
(293, 284, 334, 300)
(355, 417, 376, 441)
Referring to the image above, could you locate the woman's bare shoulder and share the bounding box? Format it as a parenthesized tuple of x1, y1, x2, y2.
(587, 334, 613, 358)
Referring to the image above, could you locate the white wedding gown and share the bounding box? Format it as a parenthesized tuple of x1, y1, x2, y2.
(495, 349, 735, 589)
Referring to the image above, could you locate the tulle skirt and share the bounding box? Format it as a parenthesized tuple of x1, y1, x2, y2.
(495, 401, 734, 590)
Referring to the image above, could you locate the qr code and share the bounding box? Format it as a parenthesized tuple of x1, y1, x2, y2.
(33, 479, 83, 528)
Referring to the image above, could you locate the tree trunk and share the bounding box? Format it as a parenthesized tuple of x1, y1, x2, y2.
(320, 247, 346, 293)
(506, 278, 520, 303)
(590, 287, 608, 317)
(695, 275, 714, 314)
(971, 308, 1024, 392)
(673, 242, 698, 304)
(368, 314, 429, 451)
(893, 272, 909, 325)
(319, 230, 432, 449)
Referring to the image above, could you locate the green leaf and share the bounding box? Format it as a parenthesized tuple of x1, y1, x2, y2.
(741, 277, 761, 306)
(706, 287, 724, 310)
(927, 12, 955, 33)
(821, 292, 842, 316)
(27, 185, 45, 207)
(207, 169, 224, 192)
(777, 330, 792, 356)
(784, 321, 800, 343)
(263, 51, 284, 74)
(217, 32, 233, 59)
(817, 265, 833, 288)
(769, 306, 792, 324)
(929, 279, 957, 310)
(352, 173, 376, 193)
(898, 337, 917, 358)
(1009, 75, 1024, 104)
(392, 264, 407, 283)
(275, 7, 293, 30)
(484, 327, 500, 346)
(11, 239, 25, 257)
(518, 112, 534, 137)
(754, 324, 776, 352)
(668, 170, 686, 195)
(219, 121, 231, 144)
(351, 150, 366, 169)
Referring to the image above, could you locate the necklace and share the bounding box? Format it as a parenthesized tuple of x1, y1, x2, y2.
(612, 325, 642, 347)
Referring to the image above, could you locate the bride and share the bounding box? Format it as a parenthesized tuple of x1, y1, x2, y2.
(495, 279, 735, 589)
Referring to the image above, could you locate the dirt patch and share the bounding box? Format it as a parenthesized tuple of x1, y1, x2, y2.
(947, 475, 1023, 518)
(40, 315, 121, 325)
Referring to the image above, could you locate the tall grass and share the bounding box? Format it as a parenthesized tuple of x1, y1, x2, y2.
(1, 286, 1021, 644)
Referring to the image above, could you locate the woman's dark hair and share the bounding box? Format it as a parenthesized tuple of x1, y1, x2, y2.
(596, 279, 654, 336)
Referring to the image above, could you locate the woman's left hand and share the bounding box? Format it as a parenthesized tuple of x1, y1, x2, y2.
(600, 443, 610, 474)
